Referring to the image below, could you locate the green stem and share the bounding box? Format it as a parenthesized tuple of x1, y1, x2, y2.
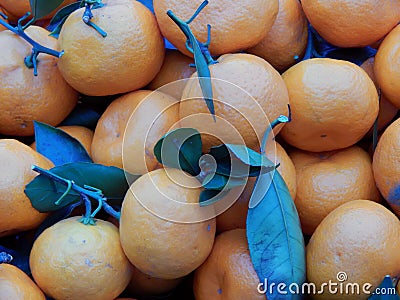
(261, 104, 292, 154)
(0, 13, 64, 76)
(80, 194, 96, 225)
(167, 1, 217, 119)
(102, 202, 121, 220)
(82, 2, 107, 37)
(31, 165, 120, 223)
(0, 252, 13, 264)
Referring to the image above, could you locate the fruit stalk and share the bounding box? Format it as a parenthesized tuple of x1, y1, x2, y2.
(31, 165, 121, 223)
(0, 13, 64, 76)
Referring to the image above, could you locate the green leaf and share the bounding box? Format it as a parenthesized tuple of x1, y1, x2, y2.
(368, 276, 400, 300)
(202, 173, 247, 191)
(202, 173, 227, 190)
(154, 128, 202, 176)
(209, 144, 275, 178)
(48, 1, 81, 38)
(199, 189, 230, 206)
(246, 171, 306, 299)
(25, 162, 138, 212)
(59, 103, 101, 130)
(166, 5, 216, 117)
(30, 0, 65, 20)
(34, 121, 92, 166)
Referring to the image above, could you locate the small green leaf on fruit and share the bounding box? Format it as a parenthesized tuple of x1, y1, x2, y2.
(154, 128, 202, 176)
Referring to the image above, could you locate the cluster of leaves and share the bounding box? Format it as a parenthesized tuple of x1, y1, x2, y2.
(153, 118, 308, 300)
(25, 122, 136, 216)
(154, 128, 277, 205)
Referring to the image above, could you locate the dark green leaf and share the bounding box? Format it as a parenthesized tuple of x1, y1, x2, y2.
(246, 171, 306, 299)
(166, 7, 215, 117)
(34, 121, 92, 166)
(202, 173, 227, 190)
(59, 103, 101, 130)
(209, 144, 275, 178)
(369, 276, 400, 300)
(25, 162, 138, 212)
(202, 173, 247, 191)
(199, 189, 230, 206)
(154, 128, 202, 176)
(30, 0, 65, 20)
(47, 1, 81, 36)
(210, 144, 273, 168)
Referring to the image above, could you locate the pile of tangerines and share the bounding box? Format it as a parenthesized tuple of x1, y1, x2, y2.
(0, 0, 399, 299)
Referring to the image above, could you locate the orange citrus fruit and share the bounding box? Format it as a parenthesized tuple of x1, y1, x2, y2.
(307, 200, 400, 299)
(127, 265, 182, 297)
(290, 145, 380, 235)
(30, 217, 132, 300)
(180, 53, 289, 152)
(374, 24, 400, 108)
(0, 139, 53, 237)
(119, 168, 216, 279)
(0, 26, 78, 136)
(91, 90, 179, 174)
(0, 263, 45, 300)
(301, 0, 400, 47)
(31, 125, 94, 156)
(57, 0, 165, 96)
(360, 57, 398, 134)
(280, 58, 379, 152)
(247, 0, 308, 72)
(373, 117, 400, 216)
(216, 141, 296, 233)
(154, 0, 278, 56)
(193, 229, 265, 300)
(147, 49, 195, 100)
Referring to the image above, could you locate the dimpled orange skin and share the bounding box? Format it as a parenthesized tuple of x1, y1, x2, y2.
(57, 0, 165, 96)
(31, 126, 94, 157)
(281, 58, 379, 152)
(360, 57, 398, 134)
(373, 118, 400, 217)
(180, 53, 290, 152)
(0, 139, 53, 238)
(247, 0, 308, 72)
(216, 141, 297, 233)
(119, 168, 216, 280)
(122, 91, 180, 175)
(301, 0, 400, 48)
(307, 200, 400, 300)
(0, 26, 78, 136)
(290, 146, 381, 235)
(92, 90, 179, 174)
(0, 263, 45, 300)
(154, 0, 278, 56)
(30, 217, 132, 300)
(193, 229, 265, 300)
(127, 265, 182, 297)
(374, 25, 400, 108)
(147, 49, 195, 100)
